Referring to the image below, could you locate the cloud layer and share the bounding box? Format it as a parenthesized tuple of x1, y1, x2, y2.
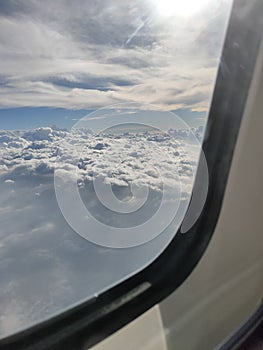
(0, 0, 232, 111)
(0, 125, 202, 336)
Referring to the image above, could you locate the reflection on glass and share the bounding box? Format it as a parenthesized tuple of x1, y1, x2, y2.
(0, 0, 232, 337)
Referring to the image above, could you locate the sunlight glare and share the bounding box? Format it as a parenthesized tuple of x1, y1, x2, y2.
(153, 0, 210, 18)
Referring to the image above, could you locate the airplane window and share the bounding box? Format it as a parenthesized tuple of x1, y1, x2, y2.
(0, 0, 232, 339)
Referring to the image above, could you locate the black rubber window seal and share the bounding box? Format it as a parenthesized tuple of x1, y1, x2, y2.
(0, 1, 262, 349)
(218, 303, 263, 350)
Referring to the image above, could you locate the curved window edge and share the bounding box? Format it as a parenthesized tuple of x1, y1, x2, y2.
(1, 1, 263, 349)
(217, 303, 263, 350)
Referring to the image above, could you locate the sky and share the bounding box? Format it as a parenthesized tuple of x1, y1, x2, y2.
(0, 124, 201, 336)
(0, 0, 232, 130)
(0, 0, 233, 338)
(0, 106, 206, 129)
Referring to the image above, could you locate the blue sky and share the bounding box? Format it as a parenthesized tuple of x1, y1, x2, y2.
(0, 107, 91, 129)
(0, 0, 234, 337)
(0, 107, 206, 130)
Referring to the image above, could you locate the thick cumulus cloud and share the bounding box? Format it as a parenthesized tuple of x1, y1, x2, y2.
(0, 0, 232, 111)
(0, 0, 231, 336)
(0, 126, 201, 193)
(0, 125, 203, 336)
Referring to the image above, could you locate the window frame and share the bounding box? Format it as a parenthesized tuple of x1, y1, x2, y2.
(219, 304, 263, 350)
(1, 1, 263, 349)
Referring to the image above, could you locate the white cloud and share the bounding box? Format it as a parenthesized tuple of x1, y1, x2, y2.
(4, 179, 14, 184)
(0, 0, 232, 111)
(0, 125, 202, 193)
(0, 124, 203, 336)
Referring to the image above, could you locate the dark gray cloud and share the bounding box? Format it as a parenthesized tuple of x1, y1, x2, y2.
(107, 55, 152, 69)
(0, 0, 31, 17)
(0, 0, 154, 47)
(45, 75, 139, 92)
(180, 91, 208, 106)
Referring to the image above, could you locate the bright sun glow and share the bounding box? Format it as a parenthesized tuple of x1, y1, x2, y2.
(153, 0, 210, 18)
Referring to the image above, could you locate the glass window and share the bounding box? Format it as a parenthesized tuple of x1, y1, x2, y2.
(0, 0, 232, 338)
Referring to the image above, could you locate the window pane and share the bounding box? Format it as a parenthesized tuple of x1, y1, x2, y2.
(0, 0, 232, 337)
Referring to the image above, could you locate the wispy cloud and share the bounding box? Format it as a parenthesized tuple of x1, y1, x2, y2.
(0, 0, 232, 111)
